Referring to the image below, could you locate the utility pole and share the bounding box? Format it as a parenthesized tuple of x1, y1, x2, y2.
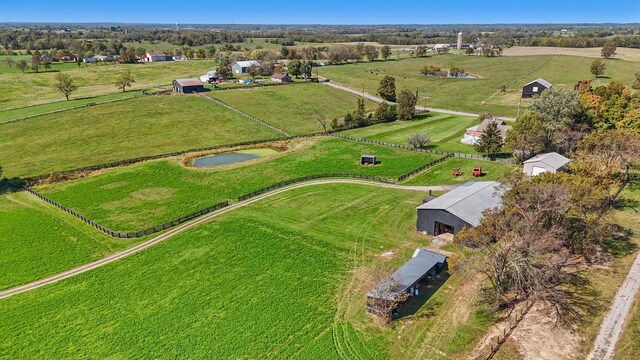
(517, 100, 521, 117)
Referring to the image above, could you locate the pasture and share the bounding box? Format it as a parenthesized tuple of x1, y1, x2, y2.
(37, 137, 439, 231)
(0, 192, 139, 290)
(402, 157, 517, 185)
(340, 112, 482, 154)
(0, 95, 281, 178)
(320, 55, 640, 117)
(0, 184, 491, 359)
(209, 83, 375, 135)
(0, 59, 213, 110)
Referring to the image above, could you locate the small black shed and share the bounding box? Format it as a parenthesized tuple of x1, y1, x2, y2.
(522, 78, 552, 98)
(360, 154, 376, 166)
(173, 78, 205, 94)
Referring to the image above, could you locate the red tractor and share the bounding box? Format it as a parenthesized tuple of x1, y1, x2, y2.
(472, 167, 482, 177)
(452, 168, 461, 177)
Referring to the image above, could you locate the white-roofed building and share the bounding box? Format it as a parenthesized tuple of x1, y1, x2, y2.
(232, 60, 260, 74)
(523, 152, 570, 176)
(416, 181, 504, 235)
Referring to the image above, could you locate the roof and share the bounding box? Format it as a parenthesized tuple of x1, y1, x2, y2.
(417, 181, 504, 226)
(361, 154, 376, 158)
(147, 52, 167, 57)
(475, 118, 512, 139)
(368, 249, 447, 300)
(271, 73, 290, 79)
(524, 78, 552, 89)
(206, 70, 218, 76)
(174, 78, 203, 87)
(234, 60, 260, 67)
(523, 152, 570, 169)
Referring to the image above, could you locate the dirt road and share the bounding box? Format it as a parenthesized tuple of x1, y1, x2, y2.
(588, 249, 640, 360)
(0, 179, 455, 300)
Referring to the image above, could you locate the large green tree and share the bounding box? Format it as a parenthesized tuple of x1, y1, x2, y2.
(215, 55, 233, 79)
(601, 39, 617, 59)
(114, 70, 135, 92)
(590, 59, 606, 77)
(396, 89, 417, 121)
(505, 113, 546, 162)
(380, 45, 391, 61)
(529, 88, 582, 147)
(474, 120, 503, 156)
(53, 72, 78, 100)
(377, 75, 396, 102)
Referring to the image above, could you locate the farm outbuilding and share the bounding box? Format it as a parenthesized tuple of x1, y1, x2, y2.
(360, 155, 376, 165)
(232, 60, 260, 74)
(173, 78, 205, 94)
(416, 181, 504, 235)
(523, 152, 570, 176)
(142, 52, 173, 62)
(367, 249, 447, 318)
(271, 73, 292, 83)
(522, 78, 552, 98)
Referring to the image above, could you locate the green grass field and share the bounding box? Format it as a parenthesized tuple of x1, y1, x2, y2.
(209, 83, 375, 135)
(0, 91, 138, 124)
(340, 112, 483, 154)
(37, 137, 438, 231)
(0, 95, 281, 178)
(0, 59, 214, 110)
(0, 184, 491, 359)
(402, 157, 518, 185)
(320, 55, 640, 117)
(0, 192, 141, 290)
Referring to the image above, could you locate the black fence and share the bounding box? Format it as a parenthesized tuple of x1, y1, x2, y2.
(24, 137, 286, 184)
(199, 94, 291, 137)
(237, 173, 395, 201)
(397, 154, 454, 182)
(25, 188, 229, 239)
(331, 134, 517, 164)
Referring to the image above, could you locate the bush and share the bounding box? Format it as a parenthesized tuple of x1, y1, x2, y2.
(419, 65, 446, 76)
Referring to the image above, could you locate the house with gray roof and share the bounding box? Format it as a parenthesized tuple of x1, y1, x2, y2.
(367, 249, 447, 317)
(523, 152, 570, 176)
(522, 78, 552, 98)
(416, 181, 504, 235)
(461, 118, 512, 145)
(232, 60, 260, 74)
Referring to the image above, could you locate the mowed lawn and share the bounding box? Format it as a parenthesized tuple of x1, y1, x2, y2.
(0, 95, 281, 178)
(341, 112, 483, 154)
(38, 137, 438, 231)
(209, 83, 375, 135)
(0, 59, 213, 110)
(0, 192, 140, 290)
(0, 184, 492, 359)
(403, 157, 518, 186)
(320, 55, 640, 117)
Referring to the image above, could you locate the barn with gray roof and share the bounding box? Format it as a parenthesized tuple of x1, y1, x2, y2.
(416, 181, 504, 235)
(522, 78, 552, 98)
(523, 152, 570, 176)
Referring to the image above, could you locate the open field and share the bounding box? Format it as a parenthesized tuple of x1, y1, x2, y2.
(209, 83, 375, 135)
(340, 112, 482, 154)
(37, 137, 439, 231)
(0, 95, 280, 178)
(0, 59, 213, 110)
(0, 184, 491, 359)
(402, 157, 517, 186)
(503, 46, 640, 62)
(0, 91, 138, 124)
(320, 55, 640, 117)
(0, 192, 141, 291)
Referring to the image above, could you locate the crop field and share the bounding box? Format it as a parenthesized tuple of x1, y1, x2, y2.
(0, 192, 140, 290)
(37, 137, 439, 231)
(402, 157, 517, 186)
(0, 95, 281, 178)
(0, 59, 213, 110)
(340, 112, 483, 154)
(209, 83, 375, 135)
(320, 55, 640, 117)
(0, 184, 491, 359)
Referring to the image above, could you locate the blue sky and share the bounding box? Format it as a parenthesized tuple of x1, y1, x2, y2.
(1, 0, 638, 24)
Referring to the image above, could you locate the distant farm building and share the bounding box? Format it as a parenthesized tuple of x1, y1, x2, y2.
(417, 181, 504, 235)
(367, 249, 448, 318)
(83, 55, 112, 63)
(360, 155, 376, 166)
(523, 152, 570, 176)
(142, 52, 173, 62)
(270, 73, 292, 83)
(232, 60, 260, 74)
(173, 78, 205, 93)
(522, 78, 552, 98)
(200, 70, 219, 83)
(461, 118, 512, 145)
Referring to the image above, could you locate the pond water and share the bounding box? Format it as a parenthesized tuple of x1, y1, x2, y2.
(193, 152, 261, 167)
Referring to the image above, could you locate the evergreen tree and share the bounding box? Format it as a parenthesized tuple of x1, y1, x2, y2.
(377, 75, 396, 102)
(474, 121, 503, 157)
(396, 89, 417, 120)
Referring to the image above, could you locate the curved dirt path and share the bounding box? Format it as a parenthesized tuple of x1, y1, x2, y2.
(0, 179, 454, 301)
(588, 247, 640, 360)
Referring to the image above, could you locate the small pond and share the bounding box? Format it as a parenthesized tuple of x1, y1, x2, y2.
(193, 152, 261, 167)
